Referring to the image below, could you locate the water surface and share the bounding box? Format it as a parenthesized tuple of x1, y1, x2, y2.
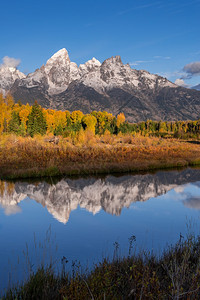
(1, 168, 200, 294)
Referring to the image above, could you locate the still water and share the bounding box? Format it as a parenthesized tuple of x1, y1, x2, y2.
(1, 168, 200, 294)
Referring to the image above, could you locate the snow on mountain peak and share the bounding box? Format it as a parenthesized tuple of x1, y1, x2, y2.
(79, 57, 101, 76)
(1, 48, 178, 102)
(13, 48, 79, 95)
(46, 48, 70, 66)
(44, 49, 80, 95)
(89, 57, 101, 66)
(51, 48, 69, 59)
(0, 65, 25, 94)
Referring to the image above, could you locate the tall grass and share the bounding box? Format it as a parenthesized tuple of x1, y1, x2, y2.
(1, 226, 58, 300)
(1, 134, 200, 179)
(2, 234, 200, 299)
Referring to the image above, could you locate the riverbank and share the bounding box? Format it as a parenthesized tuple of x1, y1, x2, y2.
(1, 134, 200, 179)
(3, 234, 200, 299)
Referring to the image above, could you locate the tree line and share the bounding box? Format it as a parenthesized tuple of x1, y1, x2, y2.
(1, 93, 200, 139)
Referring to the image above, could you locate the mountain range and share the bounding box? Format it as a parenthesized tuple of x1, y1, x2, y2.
(1, 48, 200, 122)
(0, 168, 200, 224)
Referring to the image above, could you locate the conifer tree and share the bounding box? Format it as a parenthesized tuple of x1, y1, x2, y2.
(8, 111, 21, 134)
(27, 101, 47, 137)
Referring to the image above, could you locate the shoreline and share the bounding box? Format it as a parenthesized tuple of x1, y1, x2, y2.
(1, 159, 200, 181)
(1, 135, 200, 180)
(3, 234, 200, 299)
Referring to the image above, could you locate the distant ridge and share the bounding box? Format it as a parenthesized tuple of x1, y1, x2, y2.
(192, 84, 200, 91)
(1, 48, 200, 122)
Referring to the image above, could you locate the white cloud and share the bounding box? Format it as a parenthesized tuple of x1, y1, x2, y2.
(1, 56, 21, 69)
(4, 205, 21, 215)
(174, 78, 189, 88)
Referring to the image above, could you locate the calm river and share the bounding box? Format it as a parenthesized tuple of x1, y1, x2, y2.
(1, 168, 200, 294)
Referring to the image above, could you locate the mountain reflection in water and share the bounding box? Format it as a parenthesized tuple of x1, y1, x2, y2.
(1, 168, 200, 224)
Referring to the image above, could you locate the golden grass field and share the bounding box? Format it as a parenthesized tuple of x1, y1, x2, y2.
(1, 133, 200, 179)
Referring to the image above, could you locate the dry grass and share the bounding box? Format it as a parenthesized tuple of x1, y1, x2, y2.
(1, 134, 200, 179)
(3, 234, 200, 299)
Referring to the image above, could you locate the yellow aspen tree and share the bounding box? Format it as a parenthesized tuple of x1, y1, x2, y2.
(82, 114, 97, 134)
(19, 104, 31, 130)
(0, 93, 4, 105)
(46, 113, 55, 134)
(70, 110, 84, 124)
(0, 100, 6, 134)
(96, 111, 106, 134)
(54, 110, 67, 128)
(0, 94, 14, 132)
(53, 110, 67, 135)
(116, 113, 125, 128)
(43, 109, 55, 134)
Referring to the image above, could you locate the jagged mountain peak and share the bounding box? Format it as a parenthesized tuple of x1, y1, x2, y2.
(44, 49, 79, 94)
(15, 48, 79, 96)
(85, 57, 101, 67)
(5, 48, 200, 122)
(46, 48, 70, 65)
(102, 55, 123, 67)
(79, 57, 101, 76)
(0, 65, 25, 94)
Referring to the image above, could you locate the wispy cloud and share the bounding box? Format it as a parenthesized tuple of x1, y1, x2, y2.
(116, 1, 162, 16)
(154, 56, 171, 60)
(158, 70, 186, 79)
(130, 55, 171, 67)
(117, 0, 200, 17)
(130, 60, 154, 66)
(169, 0, 200, 15)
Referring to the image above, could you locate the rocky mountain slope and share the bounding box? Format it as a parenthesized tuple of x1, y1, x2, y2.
(0, 66, 25, 94)
(1, 48, 200, 122)
(0, 168, 200, 224)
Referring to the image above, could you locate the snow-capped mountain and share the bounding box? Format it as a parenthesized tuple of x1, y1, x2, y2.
(0, 168, 200, 224)
(15, 49, 80, 96)
(1, 48, 200, 121)
(0, 65, 25, 94)
(11, 49, 175, 97)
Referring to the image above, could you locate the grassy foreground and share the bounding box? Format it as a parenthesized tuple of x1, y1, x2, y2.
(1, 133, 200, 179)
(3, 234, 200, 299)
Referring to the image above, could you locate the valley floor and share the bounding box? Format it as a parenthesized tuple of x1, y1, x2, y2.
(1, 134, 200, 179)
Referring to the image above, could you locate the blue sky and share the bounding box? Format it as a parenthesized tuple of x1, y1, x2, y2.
(0, 0, 200, 87)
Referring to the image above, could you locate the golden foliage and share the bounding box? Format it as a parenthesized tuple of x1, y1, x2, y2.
(117, 112, 125, 127)
(70, 110, 84, 124)
(1, 132, 200, 179)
